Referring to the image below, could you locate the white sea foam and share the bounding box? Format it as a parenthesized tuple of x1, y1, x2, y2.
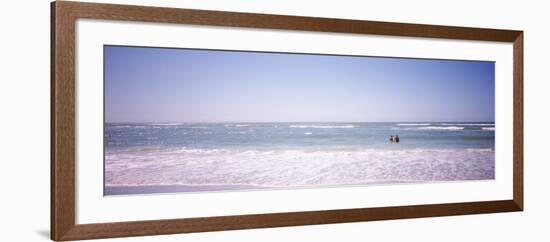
(151, 123, 185, 126)
(441, 123, 494, 126)
(225, 124, 249, 127)
(417, 126, 465, 130)
(397, 123, 431, 126)
(112, 125, 149, 129)
(111, 125, 132, 128)
(235, 124, 249, 127)
(289, 124, 355, 129)
(466, 148, 493, 152)
(481, 127, 496, 131)
(227, 131, 247, 134)
(304, 132, 312, 135)
(105, 147, 494, 187)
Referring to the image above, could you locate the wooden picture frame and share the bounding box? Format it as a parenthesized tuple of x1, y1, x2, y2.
(51, 1, 523, 241)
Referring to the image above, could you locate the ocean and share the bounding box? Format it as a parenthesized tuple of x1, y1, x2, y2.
(104, 122, 495, 195)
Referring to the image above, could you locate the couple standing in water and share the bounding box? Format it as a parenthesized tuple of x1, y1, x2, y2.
(389, 135, 400, 143)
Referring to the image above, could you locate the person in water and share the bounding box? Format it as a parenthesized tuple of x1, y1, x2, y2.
(395, 135, 400, 143)
(389, 135, 395, 143)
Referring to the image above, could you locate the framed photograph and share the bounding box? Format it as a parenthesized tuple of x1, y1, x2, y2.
(51, 1, 523, 241)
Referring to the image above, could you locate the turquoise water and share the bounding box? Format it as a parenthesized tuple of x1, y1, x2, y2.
(104, 122, 495, 192)
(106, 122, 494, 151)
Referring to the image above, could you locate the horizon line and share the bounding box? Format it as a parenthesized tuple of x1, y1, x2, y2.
(105, 121, 496, 124)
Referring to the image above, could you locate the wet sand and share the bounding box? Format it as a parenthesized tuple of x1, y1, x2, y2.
(105, 184, 264, 196)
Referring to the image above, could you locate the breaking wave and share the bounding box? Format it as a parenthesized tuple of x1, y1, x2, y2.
(224, 124, 249, 127)
(397, 123, 431, 126)
(289, 124, 355, 129)
(441, 123, 494, 126)
(416, 126, 465, 130)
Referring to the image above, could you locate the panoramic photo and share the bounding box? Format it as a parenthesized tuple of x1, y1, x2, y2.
(104, 45, 495, 196)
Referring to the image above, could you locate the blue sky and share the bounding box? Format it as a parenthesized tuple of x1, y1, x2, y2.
(104, 46, 494, 123)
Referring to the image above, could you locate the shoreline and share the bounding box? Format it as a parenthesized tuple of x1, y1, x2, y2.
(103, 179, 495, 196)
